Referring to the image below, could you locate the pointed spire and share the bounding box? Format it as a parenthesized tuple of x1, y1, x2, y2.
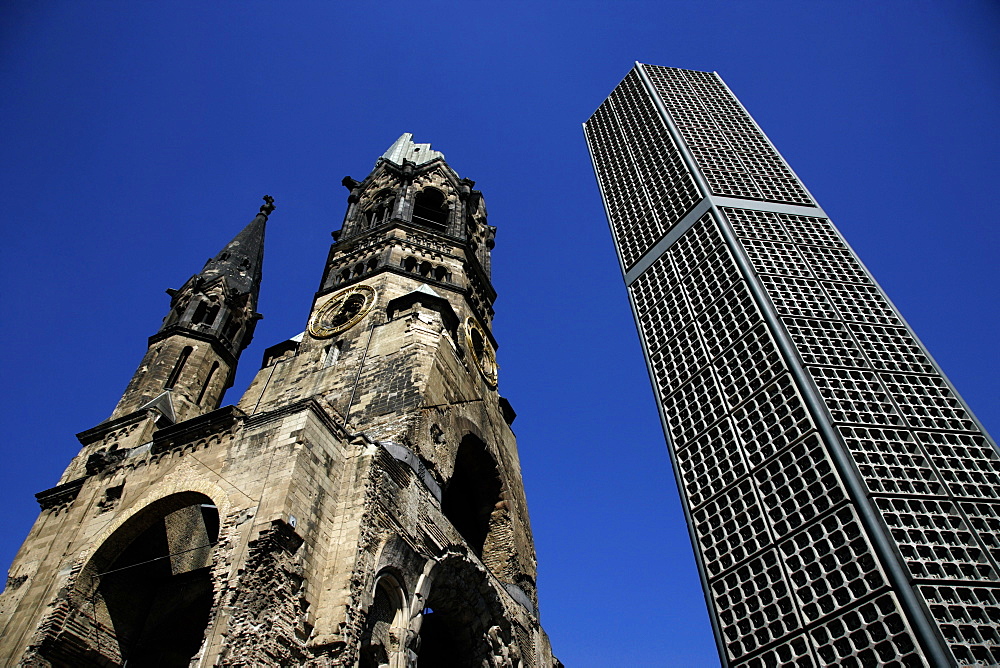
(199, 195, 271, 303)
(380, 133, 445, 166)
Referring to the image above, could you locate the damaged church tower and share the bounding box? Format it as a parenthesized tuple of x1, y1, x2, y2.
(0, 137, 559, 667)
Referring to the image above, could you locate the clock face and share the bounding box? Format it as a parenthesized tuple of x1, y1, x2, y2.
(465, 318, 498, 387)
(308, 285, 377, 338)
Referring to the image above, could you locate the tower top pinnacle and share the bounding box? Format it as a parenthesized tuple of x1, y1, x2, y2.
(259, 194, 275, 216)
(198, 200, 268, 301)
(380, 133, 444, 166)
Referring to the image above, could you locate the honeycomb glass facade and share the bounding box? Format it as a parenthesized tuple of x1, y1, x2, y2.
(584, 64, 1000, 668)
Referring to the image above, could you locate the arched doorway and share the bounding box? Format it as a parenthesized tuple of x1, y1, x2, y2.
(417, 557, 506, 668)
(441, 436, 503, 560)
(359, 573, 408, 668)
(72, 492, 220, 666)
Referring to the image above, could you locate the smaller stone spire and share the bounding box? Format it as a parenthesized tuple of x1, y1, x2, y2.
(197, 196, 271, 305)
(109, 197, 273, 423)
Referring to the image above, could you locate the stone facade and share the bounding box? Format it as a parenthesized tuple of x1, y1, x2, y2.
(0, 137, 559, 667)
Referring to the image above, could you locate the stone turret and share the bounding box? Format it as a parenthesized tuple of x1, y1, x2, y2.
(108, 196, 271, 425)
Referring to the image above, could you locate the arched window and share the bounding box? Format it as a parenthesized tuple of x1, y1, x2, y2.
(412, 188, 448, 230)
(196, 362, 219, 405)
(207, 303, 220, 325)
(191, 301, 220, 327)
(442, 436, 502, 558)
(165, 346, 193, 390)
(365, 189, 395, 228)
(191, 301, 208, 325)
(65, 493, 220, 666)
(434, 265, 449, 282)
(368, 202, 392, 227)
(360, 575, 407, 668)
(419, 261, 432, 278)
(418, 557, 508, 666)
(403, 256, 417, 273)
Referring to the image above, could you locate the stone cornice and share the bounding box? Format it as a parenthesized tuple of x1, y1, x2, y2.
(76, 409, 152, 446)
(150, 405, 244, 455)
(148, 327, 240, 368)
(35, 477, 86, 510)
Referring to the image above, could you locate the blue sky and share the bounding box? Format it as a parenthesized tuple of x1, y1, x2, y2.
(1, 2, 997, 665)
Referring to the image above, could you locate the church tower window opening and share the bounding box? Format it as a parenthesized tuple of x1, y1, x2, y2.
(196, 361, 219, 405)
(442, 435, 503, 559)
(412, 187, 448, 230)
(164, 346, 192, 390)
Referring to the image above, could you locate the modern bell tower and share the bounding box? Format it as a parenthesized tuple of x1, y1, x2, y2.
(585, 64, 1000, 668)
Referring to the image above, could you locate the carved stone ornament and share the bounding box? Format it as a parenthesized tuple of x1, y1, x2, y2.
(259, 194, 276, 216)
(465, 317, 498, 387)
(308, 285, 377, 338)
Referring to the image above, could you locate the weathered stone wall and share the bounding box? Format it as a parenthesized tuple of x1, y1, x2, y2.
(0, 399, 363, 666)
(1, 143, 559, 667)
